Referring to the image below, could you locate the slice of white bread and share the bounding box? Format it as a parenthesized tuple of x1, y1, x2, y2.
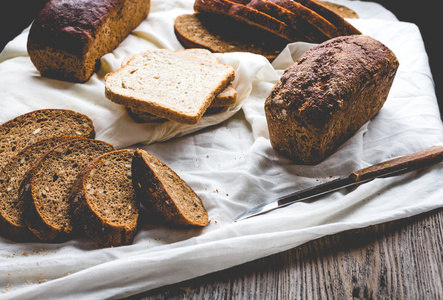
(19, 138, 116, 242)
(104, 49, 235, 125)
(0, 109, 95, 169)
(125, 49, 238, 123)
(71, 149, 139, 248)
(0, 136, 79, 242)
(132, 148, 208, 227)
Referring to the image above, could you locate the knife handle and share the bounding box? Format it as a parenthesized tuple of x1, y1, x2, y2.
(350, 146, 443, 182)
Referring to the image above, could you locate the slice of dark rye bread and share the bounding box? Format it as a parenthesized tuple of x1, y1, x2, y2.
(0, 109, 95, 169)
(194, 0, 303, 42)
(174, 13, 287, 61)
(228, 0, 332, 43)
(132, 149, 208, 227)
(19, 138, 116, 242)
(70, 150, 139, 247)
(0, 136, 80, 242)
(296, 0, 360, 35)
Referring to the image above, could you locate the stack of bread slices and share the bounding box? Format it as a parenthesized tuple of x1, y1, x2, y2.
(0, 109, 208, 247)
(105, 48, 237, 125)
(174, 0, 361, 60)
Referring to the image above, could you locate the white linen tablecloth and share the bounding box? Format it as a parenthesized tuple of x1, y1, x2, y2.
(0, 0, 442, 299)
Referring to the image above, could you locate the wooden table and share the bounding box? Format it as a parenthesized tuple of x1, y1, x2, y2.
(2, 1, 442, 299)
(124, 207, 443, 299)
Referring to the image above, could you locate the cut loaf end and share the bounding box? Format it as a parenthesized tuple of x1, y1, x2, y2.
(132, 149, 208, 227)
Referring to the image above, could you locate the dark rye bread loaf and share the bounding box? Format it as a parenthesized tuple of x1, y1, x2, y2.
(265, 35, 399, 164)
(0, 136, 78, 242)
(194, 0, 302, 42)
(174, 14, 287, 61)
(19, 138, 116, 242)
(228, 0, 331, 43)
(71, 150, 139, 247)
(27, 0, 151, 83)
(132, 149, 208, 227)
(0, 109, 95, 170)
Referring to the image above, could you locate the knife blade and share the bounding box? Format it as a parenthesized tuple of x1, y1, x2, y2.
(233, 145, 443, 222)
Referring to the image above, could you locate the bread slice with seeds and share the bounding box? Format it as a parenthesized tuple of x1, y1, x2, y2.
(0, 109, 95, 169)
(0, 136, 80, 242)
(19, 138, 116, 242)
(70, 149, 139, 247)
(132, 148, 208, 227)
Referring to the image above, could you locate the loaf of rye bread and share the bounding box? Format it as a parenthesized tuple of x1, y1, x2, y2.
(19, 138, 116, 242)
(0, 109, 95, 170)
(132, 149, 208, 227)
(71, 149, 139, 247)
(174, 13, 287, 61)
(27, 0, 151, 83)
(265, 35, 399, 164)
(0, 136, 80, 242)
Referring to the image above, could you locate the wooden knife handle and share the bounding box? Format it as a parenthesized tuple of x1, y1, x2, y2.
(350, 146, 443, 182)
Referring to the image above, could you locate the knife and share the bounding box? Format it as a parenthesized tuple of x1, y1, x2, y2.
(233, 146, 443, 222)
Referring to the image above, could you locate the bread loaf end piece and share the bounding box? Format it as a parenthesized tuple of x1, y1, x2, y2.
(132, 149, 208, 227)
(27, 0, 151, 83)
(71, 150, 139, 248)
(265, 35, 399, 164)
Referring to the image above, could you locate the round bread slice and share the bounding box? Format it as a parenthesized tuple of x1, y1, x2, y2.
(0, 109, 95, 170)
(70, 150, 139, 248)
(19, 138, 116, 242)
(132, 148, 208, 227)
(0, 136, 79, 242)
(174, 13, 287, 61)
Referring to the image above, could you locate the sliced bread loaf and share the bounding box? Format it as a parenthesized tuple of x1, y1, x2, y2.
(174, 13, 287, 61)
(19, 138, 116, 242)
(132, 149, 208, 227)
(295, 0, 361, 35)
(194, 0, 302, 42)
(70, 149, 139, 247)
(0, 136, 79, 242)
(104, 49, 235, 124)
(229, 0, 332, 42)
(0, 109, 95, 169)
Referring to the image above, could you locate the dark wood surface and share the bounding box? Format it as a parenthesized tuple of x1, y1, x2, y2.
(1, 1, 442, 299)
(128, 208, 443, 299)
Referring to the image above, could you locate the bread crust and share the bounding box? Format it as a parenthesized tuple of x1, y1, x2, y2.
(194, 0, 302, 41)
(229, 0, 331, 43)
(27, 0, 151, 82)
(173, 13, 286, 61)
(132, 149, 208, 227)
(19, 138, 116, 242)
(0, 136, 79, 242)
(265, 35, 399, 164)
(71, 150, 138, 248)
(0, 109, 95, 170)
(295, 0, 361, 35)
